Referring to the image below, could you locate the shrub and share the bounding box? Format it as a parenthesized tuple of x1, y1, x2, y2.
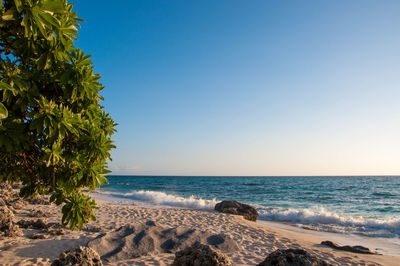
(0, 0, 116, 229)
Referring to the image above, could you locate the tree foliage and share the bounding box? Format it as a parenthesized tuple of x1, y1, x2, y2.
(0, 0, 116, 230)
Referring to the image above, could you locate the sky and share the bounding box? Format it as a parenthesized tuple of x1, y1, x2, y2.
(72, 0, 400, 176)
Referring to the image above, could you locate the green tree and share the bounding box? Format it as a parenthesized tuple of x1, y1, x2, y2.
(0, 0, 116, 230)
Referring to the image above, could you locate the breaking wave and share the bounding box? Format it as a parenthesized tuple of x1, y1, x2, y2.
(94, 189, 218, 209)
(256, 205, 400, 237)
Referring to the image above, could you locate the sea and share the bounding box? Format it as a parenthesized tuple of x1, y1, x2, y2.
(93, 175, 400, 240)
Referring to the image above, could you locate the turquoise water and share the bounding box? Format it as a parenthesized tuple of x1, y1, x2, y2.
(96, 176, 400, 238)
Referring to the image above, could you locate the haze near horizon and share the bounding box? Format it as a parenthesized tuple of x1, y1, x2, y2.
(73, 0, 400, 176)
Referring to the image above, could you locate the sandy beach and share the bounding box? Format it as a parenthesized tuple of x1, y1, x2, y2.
(1, 1, 399, 265)
(0, 195, 398, 266)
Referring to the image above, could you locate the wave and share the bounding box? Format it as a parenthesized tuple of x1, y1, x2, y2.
(93, 189, 400, 237)
(93, 189, 218, 210)
(256, 205, 400, 237)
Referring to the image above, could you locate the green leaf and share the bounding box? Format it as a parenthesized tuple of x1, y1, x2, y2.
(14, 0, 22, 13)
(42, 1, 65, 13)
(38, 10, 61, 28)
(2, 8, 16, 21)
(0, 103, 8, 120)
(0, 82, 13, 91)
(32, 7, 49, 39)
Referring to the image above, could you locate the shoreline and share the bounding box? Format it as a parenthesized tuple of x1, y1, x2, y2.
(1, 195, 399, 265)
(90, 192, 400, 257)
(89, 185, 400, 239)
(258, 220, 400, 257)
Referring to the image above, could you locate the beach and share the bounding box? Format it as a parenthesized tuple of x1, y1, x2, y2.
(1, 196, 398, 266)
(1, 1, 399, 265)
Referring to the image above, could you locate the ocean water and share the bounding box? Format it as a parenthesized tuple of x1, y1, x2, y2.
(94, 176, 400, 238)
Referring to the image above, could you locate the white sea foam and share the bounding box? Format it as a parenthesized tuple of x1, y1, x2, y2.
(94, 190, 218, 209)
(256, 205, 400, 237)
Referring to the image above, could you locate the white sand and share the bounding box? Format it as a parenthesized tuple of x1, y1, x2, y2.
(0, 199, 398, 265)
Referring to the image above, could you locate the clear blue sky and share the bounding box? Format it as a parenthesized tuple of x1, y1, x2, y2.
(72, 0, 400, 176)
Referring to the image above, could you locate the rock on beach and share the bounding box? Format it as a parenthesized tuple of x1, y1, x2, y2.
(215, 200, 259, 221)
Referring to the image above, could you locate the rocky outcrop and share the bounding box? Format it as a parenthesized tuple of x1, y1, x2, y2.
(49, 228, 66, 236)
(11, 183, 23, 190)
(29, 233, 49, 239)
(321, 240, 375, 254)
(18, 218, 65, 236)
(88, 221, 238, 263)
(0, 183, 24, 237)
(26, 195, 51, 205)
(257, 249, 329, 266)
(0, 205, 23, 237)
(83, 224, 102, 232)
(51, 246, 103, 266)
(0, 182, 27, 210)
(0, 182, 51, 208)
(17, 218, 48, 230)
(215, 200, 258, 221)
(28, 209, 52, 218)
(0, 182, 12, 191)
(172, 242, 234, 266)
(7, 198, 26, 210)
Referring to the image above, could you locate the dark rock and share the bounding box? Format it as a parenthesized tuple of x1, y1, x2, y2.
(0, 182, 12, 191)
(0, 205, 23, 237)
(51, 246, 103, 266)
(0, 206, 14, 227)
(257, 249, 329, 266)
(28, 209, 52, 218)
(0, 184, 26, 210)
(26, 195, 51, 205)
(7, 198, 26, 209)
(41, 222, 65, 235)
(0, 185, 14, 204)
(11, 183, 23, 190)
(83, 224, 102, 232)
(49, 228, 66, 236)
(29, 233, 49, 239)
(321, 240, 375, 254)
(215, 200, 259, 221)
(301, 226, 317, 231)
(10, 190, 20, 198)
(88, 221, 238, 263)
(1, 206, 13, 225)
(172, 242, 233, 266)
(47, 222, 62, 228)
(17, 218, 48, 230)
